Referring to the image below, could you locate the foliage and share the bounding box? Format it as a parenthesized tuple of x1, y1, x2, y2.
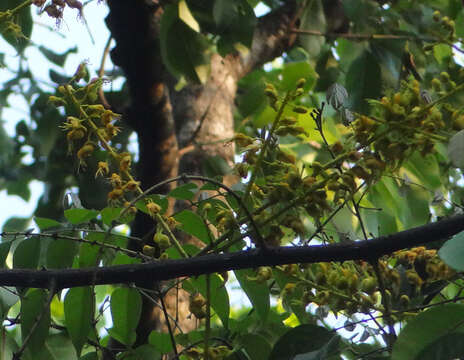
(1, 0, 464, 360)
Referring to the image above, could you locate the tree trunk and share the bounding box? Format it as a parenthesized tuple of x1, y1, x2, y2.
(105, 0, 299, 350)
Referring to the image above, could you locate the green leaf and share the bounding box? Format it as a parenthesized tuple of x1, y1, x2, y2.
(403, 152, 442, 189)
(34, 217, 61, 231)
(174, 209, 211, 243)
(178, 0, 200, 32)
(2, 216, 30, 232)
(433, 44, 452, 64)
(269, 324, 336, 360)
(148, 331, 174, 354)
(345, 50, 382, 113)
(112, 253, 141, 266)
(392, 304, 464, 360)
(79, 352, 98, 360)
(64, 208, 99, 225)
(38, 46, 77, 67)
(101, 207, 123, 226)
(281, 62, 318, 92)
(168, 182, 198, 200)
(439, 231, 464, 271)
(234, 269, 270, 320)
(213, 0, 256, 56)
(21, 288, 51, 354)
(0, 242, 11, 268)
(298, 0, 326, 57)
(125, 345, 162, 360)
(0, 0, 33, 53)
(32, 334, 78, 360)
(236, 71, 267, 117)
(46, 238, 78, 269)
(110, 287, 142, 346)
(201, 155, 232, 177)
(0, 286, 19, 318)
(183, 274, 229, 327)
(0, 327, 17, 359)
(160, 4, 210, 83)
(448, 130, 464, 168)
(64, 287, 94, 356)
(6, 177, 31, 201)
(78, 242, 101, 268)
(13, 236, 44, 269)
(240, 333, 272, 360)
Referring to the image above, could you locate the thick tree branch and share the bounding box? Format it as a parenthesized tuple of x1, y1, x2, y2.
(2, 215, 463, 289)
(241, 1, 299, 74)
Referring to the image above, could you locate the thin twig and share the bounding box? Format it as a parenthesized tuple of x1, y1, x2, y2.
(158, 288, 179, 358)
(98, 35, 113, 109)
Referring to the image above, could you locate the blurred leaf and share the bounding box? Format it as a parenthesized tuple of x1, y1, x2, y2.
(392, 304, 464, 360)
(0, 327, 17, 359)
(35, 334, 78, 360)
(0, 286, 19, 318)
(112, 253, 141, 265)
(269, 324, 337, 360)
(34, 217, 61, 231)
(38, 46, 78, 67)
(0, 0, 33, 53)
(6, 177, 31, 201)
(110, 287, 142, 346)
(13, 236, 44, 269)
(298, 0, 326, 56)
(49, 69, 72, 84)
(126, 344, 161, 360)
(213, 0, 256, 55)
(101, 207, 123, 226)
(345, 50, 382, 113)
(64, 287, 94, 356)
(46, 238, 78, 269)
(2, 216, 30, 232)
(404, 152, 442, 189)
(201, 155, 232, 177)
(178, 0, 200, 32)
(184, 274, 229, 327)
(168, 182, 198, 200)
(174, 209, 211, 243)
(0, 242, 11, 268)
(235, 269, 270, 320)
(78, 242, 101, 268)
(281, 62, 318, 92)
(148, 331, 174, 354)
(433, 44, 452, 64)
(448, 130, 464, 168)
(64, 208, 99, 225)
(21, 288, 50, 354)
(439, 231, 464, 271)
(240, 333, 272, 360)
(236, 71, 267, 117)
(160, 4, 210, 83)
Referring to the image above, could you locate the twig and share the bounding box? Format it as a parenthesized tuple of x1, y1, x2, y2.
(98, 35, 113, 109)
(158, 288, 179, 358)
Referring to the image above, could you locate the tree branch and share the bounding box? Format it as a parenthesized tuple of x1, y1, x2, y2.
(241, 1, 299, 74)
(2, 214, 463, 289)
